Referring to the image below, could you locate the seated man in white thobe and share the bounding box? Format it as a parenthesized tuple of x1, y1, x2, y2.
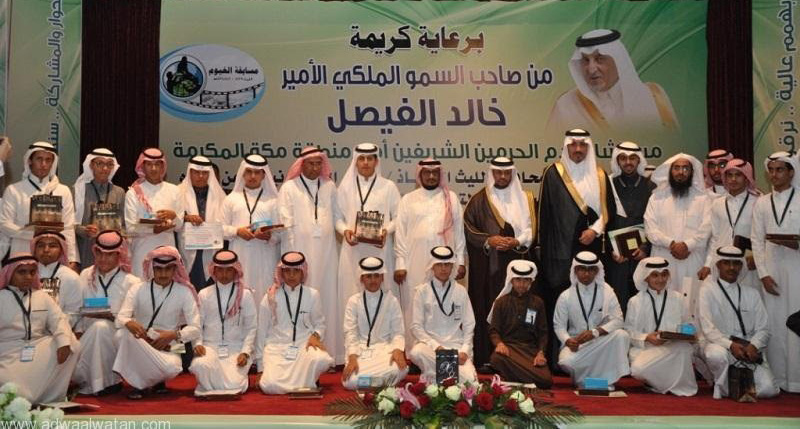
(73, 230, 139, 395)
(0, 254, 79, 404)
(190, 249, 257, 396)
(113, 246, 201, 399)
(258, 251, 334, 394)
(341, 257, 407, 390)
(699, 246, 780, 399)
(408, 246, 477, 383)
(625, 257, 697, 396)
(31, 230, 83, 330)
(554, 251, 630, 388)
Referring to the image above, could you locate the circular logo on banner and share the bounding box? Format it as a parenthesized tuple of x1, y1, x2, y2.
(159, 44, 265, 122)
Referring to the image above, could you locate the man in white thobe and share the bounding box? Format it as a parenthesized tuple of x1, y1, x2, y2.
(190, 249, 257, 396)
(341, 256, 407, 390)
(625, 257, 697, 396)
(554, 251, 630, 388)
(278, 147, 342, 363)
(0, 254, 79, 404)
(258, 252, 334, 394)
(645, 153, 712, 319)
(751, 151, 800, 392)
(113, 246, 201, 399)
(703, 149, 734, 198)
(408, 246, 477, 383)
(0, 142, 79, 269)
(699, 246, 780, 399)
(222, 154, 282, 307)
(72, 230, 139, 395)
(31, 231, 83, 330)
(394, 159, 466, 350)
(124, 148, 184, 278)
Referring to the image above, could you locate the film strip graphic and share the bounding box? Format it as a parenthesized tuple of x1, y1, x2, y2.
(179, 82, 264, 110)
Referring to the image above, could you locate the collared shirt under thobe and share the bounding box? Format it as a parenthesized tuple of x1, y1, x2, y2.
(343, 288, 404, 358)
(196, 282, 257, 357)
(410, 279, 475, 356)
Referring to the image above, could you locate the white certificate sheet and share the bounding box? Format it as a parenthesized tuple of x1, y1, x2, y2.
(183, 222, 224, 250)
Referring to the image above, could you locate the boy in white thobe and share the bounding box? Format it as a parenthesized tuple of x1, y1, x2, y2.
(258, 252, 334, 394)
(190, 250, 257, 396)
(554, 251, 630, 388)
(31, 231, 83, 330)
(625, 257, 697, 396)
(699, 246, 780, 399)
(73, 231, 139, 395)
(341, 257, 407, 390)
(408, 246, 477, 383)
(113, 246, 201, 399)
(0, 254, 79, 404)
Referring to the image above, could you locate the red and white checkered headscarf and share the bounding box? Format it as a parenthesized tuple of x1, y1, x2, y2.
(142, 246, 199, 305)
(286, 147, 333, 182)
(207, 249, 249, 318)
(0, 254, 41, 291)
(89, 230, 132, 292)
(30, 230, 69, 265)
(416, 158, 455, 245)
(131, 147, 167, 213)
(265, 251, 308, 323)
(722, 158, 761, 196)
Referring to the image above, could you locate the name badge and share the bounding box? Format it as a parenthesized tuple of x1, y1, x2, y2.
(20, 345, 35, 362)
(357, 376, 372, 388)
(453, 305, 462, 321)
(361, 348, 373, 359)
(525, 309, 537, 326)
(285, 345, 299, 361)
(218, 345, 229, 358)
(312, 224, 323, 238)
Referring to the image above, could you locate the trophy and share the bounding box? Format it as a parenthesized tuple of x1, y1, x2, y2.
(40, 278, 61, 301)
(90, 203, 123, 232)
(29, 195, 64, 229)
(354, 211, 384, 245)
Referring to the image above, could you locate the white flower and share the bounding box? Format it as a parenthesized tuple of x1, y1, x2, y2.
(424, 384, 440, 398)
(378, 387, 397, 401)
(0, 382, 18, 395)
(519, 398, 535, 414)
(444, 385, 462, 401)
(34, 407, 63, 423)
(377, 398, 395, 415)
(509, 390, 525, 402)
(5, 396, 32, 421)
(0, 393, 9, 407)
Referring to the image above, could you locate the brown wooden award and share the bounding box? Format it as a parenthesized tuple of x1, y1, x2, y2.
(28, 195, 64, 229)
(659, 331, 696, 341)
(90, 203, 123, 232)
(354, 211, 384, 245)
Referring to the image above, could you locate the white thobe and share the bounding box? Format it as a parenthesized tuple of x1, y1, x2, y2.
(699, 278, 780, 399)
(72, 267, 138, 394)
(342, 289, 407, 390)
(113, 280, 200, 389)
(38, 262, 84, 330)
(124, 182, 185, 278)
(554, 282, 630, 386)
(705, 192, 758, 288)
(257, 284, 334, 394)
(221, 188, 282, 307)
(0, 179, 78, 263)
(645, 189, 712, 319)
(0, 287, 79, 404)
(625, 288, 697, 396)
(394, 188, 466, 349)
(190, 282, 257, 396)
(278, 176, 341, 363)
(751, 187, 800, 392)
(706, 185, 727, 200)
(408, 279, 476, 383)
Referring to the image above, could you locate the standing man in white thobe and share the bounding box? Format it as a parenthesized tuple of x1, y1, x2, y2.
(0, 254, 79, 404)
(699, 246, 780, 399)
(751, 151, 800, 392)
(31, 230, 83, 329)
(703, 149, 734, 198)
(625, 257, 697, 396)
(257, 252, 334, 394)
(113, 246, 200, 399)
(190, 249, 257, 396)
(222, 154, 282, 308)
(394, 159, 466, 349)
(0, 142, 79, 269)
(279, 147, 341, 364)
(554, 251, 630, 388)
(124, 148, 184, 278)
(341, 256, 407, 390)
(408, 246, 477, 383)
(73, 230, 139, 395)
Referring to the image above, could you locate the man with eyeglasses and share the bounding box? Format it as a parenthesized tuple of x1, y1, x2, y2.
(703, 149, 734, 198)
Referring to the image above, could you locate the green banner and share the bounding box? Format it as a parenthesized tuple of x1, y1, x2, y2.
(754, 0, 798, 189)
(160, 0, 707, 200)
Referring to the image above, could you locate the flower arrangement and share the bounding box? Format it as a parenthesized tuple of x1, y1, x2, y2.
(325, 375, 582, 429)
(0, 382, 64, 425)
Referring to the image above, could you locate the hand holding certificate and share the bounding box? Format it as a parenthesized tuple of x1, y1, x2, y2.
(184, 222, 224, 250)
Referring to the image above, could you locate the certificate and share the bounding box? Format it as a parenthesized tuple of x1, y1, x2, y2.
(183, 222, 224, 250)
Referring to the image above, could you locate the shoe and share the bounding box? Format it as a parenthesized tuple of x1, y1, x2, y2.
(477, 363, 495, 375)
(154, 382, 169, 394)
(97, 383, 123, 396)
(127, 389, 145, 400)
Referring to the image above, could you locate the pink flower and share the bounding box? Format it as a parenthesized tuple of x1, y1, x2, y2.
(462, 385, 477, 402)
(490, 374, 511, 394)
(454, 400, 472, 417)
(399, 401, 416, 419)
(398, 385, 421, 409)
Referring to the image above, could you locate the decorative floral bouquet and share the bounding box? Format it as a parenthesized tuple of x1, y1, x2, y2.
(325, 375, 582, 429)
(0, 382, 64, 425)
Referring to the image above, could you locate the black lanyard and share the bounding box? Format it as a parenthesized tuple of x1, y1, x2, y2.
(8, 289, 32, 341)
(356, 175, 377, 212)
(242, 188, 263, 225)
(90, 181, 110, 204)
(430, 281, 454, 316)
(98, 268, 120, 298)
(576, 283, 598, 331)
(48, 263, 61, 280)
(215, 282, 236, 343)
(717, 280, 747, 337)
(646, 290, 668, 331)
(283, 285, 304, 343)
(299, 176, 320, 221)
(725, 193, 750, 234)
(770, 187, 795, 227)
(362, 290, 384, 348)
(147, 280, 174, 330)
(28, 178, 53, 195)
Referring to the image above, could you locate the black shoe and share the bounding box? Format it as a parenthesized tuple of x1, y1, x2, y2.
(154, 382, 169, 394)
(407, 363, 421, 375)
(477, 363, 495, 375)
(97, 383, 123, 396)
(127, 389, 145, 400)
